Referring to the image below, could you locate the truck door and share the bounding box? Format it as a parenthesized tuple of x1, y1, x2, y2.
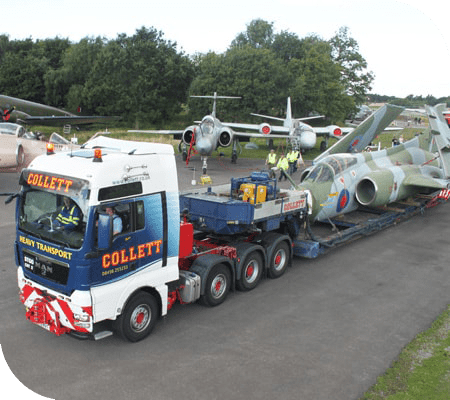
(96, 194, 166, 283)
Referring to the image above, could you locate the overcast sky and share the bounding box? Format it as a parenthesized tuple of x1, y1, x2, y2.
(2, 1, 450, 96)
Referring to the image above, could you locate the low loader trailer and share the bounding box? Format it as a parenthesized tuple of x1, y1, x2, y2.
(8, 136, 449, 342)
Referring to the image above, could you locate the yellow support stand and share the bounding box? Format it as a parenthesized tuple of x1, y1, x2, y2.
(200, 175, 212, 185)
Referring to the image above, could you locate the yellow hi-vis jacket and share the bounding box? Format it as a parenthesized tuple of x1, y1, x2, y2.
(277, 157, 289, 171)
(267, 153, 277, 164)
(287, 151, 296, 162)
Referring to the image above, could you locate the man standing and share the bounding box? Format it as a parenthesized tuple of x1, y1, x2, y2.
(287, 149, 296, 175)
(265, 149, 277, 178)
(277, 153, 289, 181)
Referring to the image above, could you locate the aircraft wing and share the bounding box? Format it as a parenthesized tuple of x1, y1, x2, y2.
(128, 129, 184, 135)
(222, 122, 290, 134)
(22, 115, 121, 126)
(313, 127, 353, 136)
(314, 104, 404, 162)
(232, 131, 292, 139)
(403, 174, 446, 190)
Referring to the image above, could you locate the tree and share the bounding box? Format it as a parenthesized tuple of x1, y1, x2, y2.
(329, 27, 374, 104)
(83, 27, 195, 127)
(271, 30, 304, 63)
(287, 35, 353, 122)
(189, 46, 289, 121)
(230, 19, 275, 49)
(45, 37, 105, 110)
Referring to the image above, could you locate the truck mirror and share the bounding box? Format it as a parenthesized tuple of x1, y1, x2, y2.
(97, 213, 112, 250)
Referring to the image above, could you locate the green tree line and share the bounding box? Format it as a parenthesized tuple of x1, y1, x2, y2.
(4, 19, 435, 128)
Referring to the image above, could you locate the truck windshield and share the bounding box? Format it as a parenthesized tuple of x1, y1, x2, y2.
(18, 169, 90, 249)
(18, 189, 86, 249)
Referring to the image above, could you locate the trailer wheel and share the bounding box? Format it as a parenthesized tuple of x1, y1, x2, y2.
(200, 263, 231, 307)
(236, 251, 263, 291)
(268, 241, 289, 279)
(114, 292, 158, 342)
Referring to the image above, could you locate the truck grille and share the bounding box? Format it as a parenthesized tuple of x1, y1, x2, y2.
(23, 250, 69, 285)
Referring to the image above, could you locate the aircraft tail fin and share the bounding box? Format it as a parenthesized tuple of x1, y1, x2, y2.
(426, 103, 450, 178)
(286, 97, 292, 125)
(190, 92, 241, 118)
(314, 104, 404, 163)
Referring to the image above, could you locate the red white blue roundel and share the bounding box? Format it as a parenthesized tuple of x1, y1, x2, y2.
(336, 189, 350, 212)
(347, 136, 363, 152)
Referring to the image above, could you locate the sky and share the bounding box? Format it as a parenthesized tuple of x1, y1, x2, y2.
(2, 0, 450, 97)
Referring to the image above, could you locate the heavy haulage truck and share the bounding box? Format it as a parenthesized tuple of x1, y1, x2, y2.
(12, 136, 448, 342)
(12, 136, 311, 342)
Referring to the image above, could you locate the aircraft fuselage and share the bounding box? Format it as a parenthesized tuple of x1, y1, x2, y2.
(299, 137, 443, 222)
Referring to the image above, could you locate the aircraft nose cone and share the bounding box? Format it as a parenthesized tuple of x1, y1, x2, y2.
(301, 131, 317, 150)
(195, 138, 213, 155)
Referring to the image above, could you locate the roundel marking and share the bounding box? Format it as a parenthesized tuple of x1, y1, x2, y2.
(348, 135, 363, 151)
(336, 189, 350, 212)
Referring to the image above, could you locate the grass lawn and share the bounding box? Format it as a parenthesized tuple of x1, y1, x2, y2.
(34, 124, 426, 163)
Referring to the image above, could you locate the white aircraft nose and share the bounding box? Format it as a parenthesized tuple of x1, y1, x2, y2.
(301, 130, 317, 150)
(195, 137, 213, 155)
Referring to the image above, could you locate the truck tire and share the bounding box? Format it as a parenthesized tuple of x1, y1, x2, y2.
(236, 251, 263, 291)
(199, 263, 231, 307)
(114, 292, 158, 342)
(267, 241, 289, 279)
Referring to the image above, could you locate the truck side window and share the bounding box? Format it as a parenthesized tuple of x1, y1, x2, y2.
(135, 201, 145, 230)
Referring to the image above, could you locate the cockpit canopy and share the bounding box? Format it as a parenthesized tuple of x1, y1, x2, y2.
(303, 154, 358, 183)
(200, 116, 215, 135)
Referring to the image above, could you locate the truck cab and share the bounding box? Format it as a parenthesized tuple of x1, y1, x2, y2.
(16, 136, 180, 341)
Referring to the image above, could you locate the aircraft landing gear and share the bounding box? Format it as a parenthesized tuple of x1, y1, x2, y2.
(201, 156, 208, 175)
(178, 142, 188, 161)
(231, 139, 238, 164)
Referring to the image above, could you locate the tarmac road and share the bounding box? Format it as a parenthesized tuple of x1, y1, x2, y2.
(1, 153, 449, 400)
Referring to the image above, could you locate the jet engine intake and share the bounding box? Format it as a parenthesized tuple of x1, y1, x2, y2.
(218, 128, 233, 147)
(355, 170, 394, 207)
(259, 123, 271, 135)
(182, 127, 196, 146)
(328, 125, 343, 138)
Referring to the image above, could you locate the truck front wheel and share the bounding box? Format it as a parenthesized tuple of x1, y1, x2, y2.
(236, 251, 263, 291)
(200, 263, 231, 307)
(114, 292, 158, 342)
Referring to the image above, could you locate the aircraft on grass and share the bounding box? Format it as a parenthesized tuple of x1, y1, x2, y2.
(225, 97, 354, 152)
(0, 95, 120, 126)
(129, 93, 251, 175)
(294, 103, 450, 222)
(129, 94, 353, 174)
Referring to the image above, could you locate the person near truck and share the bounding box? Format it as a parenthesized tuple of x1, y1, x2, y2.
(265, 149, 277, 178)
(287, 149, 297, 174)
(277, 153, 289, 181)
(105, 206, 123, 235)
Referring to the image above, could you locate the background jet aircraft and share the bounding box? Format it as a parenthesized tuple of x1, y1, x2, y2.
(129, 93, 352, 174)
(295, 104, 450, 222)
(0, 95, 120, 126)
(0, 122, 75, 169)
(224, 97, 353, 152)
(129, 93, 252, 174)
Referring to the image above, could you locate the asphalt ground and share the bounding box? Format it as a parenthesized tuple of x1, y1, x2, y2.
(1, 152, 450, 400)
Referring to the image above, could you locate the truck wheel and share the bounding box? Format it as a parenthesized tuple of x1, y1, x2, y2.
(236, 251, 263, 291)
(114, 292, 158, 342)
(268, 241, 289, 279)
(200, 264, 231, 307)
